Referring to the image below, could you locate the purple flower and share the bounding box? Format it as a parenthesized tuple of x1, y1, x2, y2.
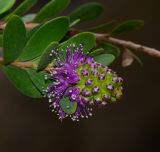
(45, 44, 123, 121)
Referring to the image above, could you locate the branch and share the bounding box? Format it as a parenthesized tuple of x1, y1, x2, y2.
(69, 29, 160, 59)
(0, 57, 50, 72)
(99, 35, 160, 58)
(0, 22, 160, 59)
(0, 57, 32, 68)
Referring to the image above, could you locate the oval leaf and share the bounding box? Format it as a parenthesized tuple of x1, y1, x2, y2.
(89, 20, 116, 32)
(60, 97, 77, 115)
(100, 42, 120, 58)
(112, 20, 144, 35)
(19, 17, 69, 61)
(0, 0, 16, 15)
(59, 32, 96, 52)
(3, 15, 26, 64)
(69, 19, 81, 28)
(26, 24, 41, 41)
(6, 0, 37, 19)
(94, 54, 115, 66)
(69, 2, 103, 23)
(27, 69, 48, 93)
(37, 41, 59, 71)
(89, 48, 104, 57)
(34, 0, 70, 22)
(2, 66, 42, 98)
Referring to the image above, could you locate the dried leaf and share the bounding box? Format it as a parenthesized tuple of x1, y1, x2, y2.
(122, 49, 134, 67)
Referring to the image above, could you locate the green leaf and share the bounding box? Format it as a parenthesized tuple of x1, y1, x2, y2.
(94, 54, 115, 66)
(22, 13, 36, 22)
(3, 15, 26, 64)
(69, 19, 81, 28)
(37, 41, 58, 71)
(0, 0, 16, 15)
(89, 48, 104, 57)
(60, 97, 77, 115)
(33, 0, 70, 22)
(112, 20, 144, 35)
(100, 42, 120, 58)
(6, 0, 37, 19)
(2, 66, 42, 98)
(19, 17, 69, 61)
(89, 20, 116, 32)
(59, 32, 96, 52)
(26, 69, 48, 93)
(69, 2, 103, 23)
(26, 24, 41, 40)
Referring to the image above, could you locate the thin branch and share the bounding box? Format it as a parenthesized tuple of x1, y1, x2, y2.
(0, 22, 160, 59)
(0, 57, 32, 68)
(99, 35, 160, 58)
(70, 29, 160, 59)
(0, 57, 50, 72)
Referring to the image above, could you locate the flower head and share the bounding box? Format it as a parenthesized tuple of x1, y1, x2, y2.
(44, 44, 123, 121)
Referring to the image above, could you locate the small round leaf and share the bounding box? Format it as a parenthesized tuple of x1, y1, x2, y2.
(94, 54, 115, 66)
(60, 97, 77, 115)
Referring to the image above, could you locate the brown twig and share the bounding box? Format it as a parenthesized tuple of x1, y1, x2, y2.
(0, 57, 32, 68)
(99, 35, 160, 58)
(0, 57, 50, 72)
(70, 29, 160, 59)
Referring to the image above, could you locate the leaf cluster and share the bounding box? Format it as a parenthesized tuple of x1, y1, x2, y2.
(0, 0, 144, 98)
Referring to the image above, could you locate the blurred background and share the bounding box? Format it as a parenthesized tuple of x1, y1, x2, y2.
(0, 0, 160, 152)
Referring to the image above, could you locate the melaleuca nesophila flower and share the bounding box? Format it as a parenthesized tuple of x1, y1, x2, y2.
(44, 44, 123, 121)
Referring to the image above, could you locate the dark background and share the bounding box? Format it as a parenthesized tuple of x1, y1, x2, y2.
(0, 0, 160, 152)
